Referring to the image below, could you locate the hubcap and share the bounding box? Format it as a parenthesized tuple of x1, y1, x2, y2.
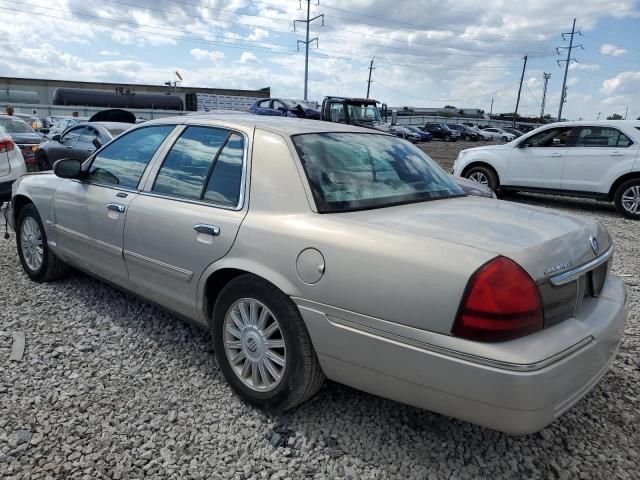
(621, 185, 640, 214)
(468, 172, 489, 185)
(223, 298, 286, 392)
(20, 217, 43, 271)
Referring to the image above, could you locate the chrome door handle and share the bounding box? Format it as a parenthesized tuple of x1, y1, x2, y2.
(550, 153, 562, 158)
(106, 203, 125, 213)
(194, 224, 220, 236)
(610, 152, 623, 156)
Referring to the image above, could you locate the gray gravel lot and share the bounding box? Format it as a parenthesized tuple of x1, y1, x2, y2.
(1, 189, 639, 479)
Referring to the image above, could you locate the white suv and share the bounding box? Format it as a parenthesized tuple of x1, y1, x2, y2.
(0, 128, 27, 203)
(453, 121, 640, 219)
(481, 127, 516, 142)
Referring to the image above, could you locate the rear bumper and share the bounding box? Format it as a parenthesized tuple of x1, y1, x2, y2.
(296, 276, 628, 434)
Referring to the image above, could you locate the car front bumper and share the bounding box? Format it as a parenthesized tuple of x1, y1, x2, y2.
(295, 275, 628, 434)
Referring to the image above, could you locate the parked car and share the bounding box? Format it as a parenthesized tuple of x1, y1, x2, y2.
(423, 123, 460, 142)
(47, 118, 83, 139)
(36, 121, 133, 171)
(481, 127, 516, 142)
(0, 116, 44, 172)
(453, 120, 640, 219)
(0, 126, 27, 202)
(12, 113, 43, 131)
(8, 115, 627, 434)
(390, 125, 421, 142)
(503, 127, 524, 138)
(466, 125, 492, 141)
(405, 126, 433, 142)
(447, 124, 479, 142)
(248, 98, 321, 119)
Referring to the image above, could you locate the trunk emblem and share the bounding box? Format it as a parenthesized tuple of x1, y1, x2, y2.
(590, 236, 600, 256)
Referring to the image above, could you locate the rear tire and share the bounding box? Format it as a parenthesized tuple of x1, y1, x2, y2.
(16, 204, 70, 282)
(464, 135, 471, 141)
(444, 134, 452, 142)
(464, 165, 499, 193)
(502, 136, 508, 142)
(614, 179, 640, 220)
(211, 274, 325, 412)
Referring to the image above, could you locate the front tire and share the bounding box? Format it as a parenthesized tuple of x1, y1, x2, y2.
(614, 179, 640, 219)
(36, 152, 51, 171)
(16, 204, 70, 282)
(444, 134, 452, 142)
(464, 165, 499, 193)
(212, 274, 325, 412)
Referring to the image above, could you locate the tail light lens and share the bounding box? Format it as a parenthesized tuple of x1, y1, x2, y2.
(452, 257, 543, 342)
(0, 139, 15, 153)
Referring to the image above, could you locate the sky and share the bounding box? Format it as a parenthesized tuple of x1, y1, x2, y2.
(0, 0, 638, 120)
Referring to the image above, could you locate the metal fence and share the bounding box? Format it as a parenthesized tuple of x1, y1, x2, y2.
(394, 114, 541, 129)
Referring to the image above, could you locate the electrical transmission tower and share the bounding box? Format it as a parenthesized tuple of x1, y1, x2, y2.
(556, 18, 583, 121)
(366, 57, 375, 98)
(293, 0, 324, 101)
(540, 73, 551, 118)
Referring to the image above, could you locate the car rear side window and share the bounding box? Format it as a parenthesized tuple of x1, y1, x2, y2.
(573, 126, 633, 148)
(203, 133, 244, 206)
(152, 126, 229, 199)
(88, 125, 174, 189)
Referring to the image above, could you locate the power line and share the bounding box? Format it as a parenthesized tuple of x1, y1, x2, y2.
(374, 81, 520, 103)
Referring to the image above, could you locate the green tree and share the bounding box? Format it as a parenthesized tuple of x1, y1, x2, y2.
(607, 113, 623, 120)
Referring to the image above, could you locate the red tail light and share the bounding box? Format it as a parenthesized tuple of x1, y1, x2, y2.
(0, 139, 15, 153)
(452, 257, 543, 342)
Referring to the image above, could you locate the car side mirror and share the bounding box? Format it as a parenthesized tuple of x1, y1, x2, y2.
(52, 134, 61, 142)
(53, 158, 84, 179)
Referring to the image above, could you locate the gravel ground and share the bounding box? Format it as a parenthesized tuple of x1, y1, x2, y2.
(1, 178, 639, 480)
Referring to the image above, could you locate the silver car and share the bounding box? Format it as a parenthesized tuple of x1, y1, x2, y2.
(7, 115, 628, 434)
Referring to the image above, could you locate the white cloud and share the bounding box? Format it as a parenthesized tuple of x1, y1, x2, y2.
(246, 28, 269, 42)
(99, 50, 120, 56)
(600, 43, 627, 56)
(190, 48, 225, 62)
(239, 51, 259, 64)
(569, 63, 600, 71)
(601, 71, 640, 94)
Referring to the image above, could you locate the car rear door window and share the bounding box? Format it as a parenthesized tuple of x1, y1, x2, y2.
(88, 125, 174, 189)
(574, 126, 632, 147)
(203, 133, 244, 207)
(79, 126, 99, 144)
(152, 126, 229, 199)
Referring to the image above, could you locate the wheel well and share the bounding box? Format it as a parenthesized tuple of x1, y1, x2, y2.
(461, 162, 500, 185)
(11, 195, 32, 224)
(203, 268, 251, 317)
(608, 172, 640, 200)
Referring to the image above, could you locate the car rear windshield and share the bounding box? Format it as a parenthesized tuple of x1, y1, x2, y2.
(292, 132, 464, 213)
(0, 117, 36, 134)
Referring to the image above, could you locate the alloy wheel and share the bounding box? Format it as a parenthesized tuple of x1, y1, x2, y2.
(20, 217, 43, 271)
(468, 172, 489, 185)
(621, 185, 640, 214)
(223, 298, 286, 392)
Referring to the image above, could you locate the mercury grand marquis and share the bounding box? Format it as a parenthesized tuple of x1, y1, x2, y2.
(7, 114, 628, 434)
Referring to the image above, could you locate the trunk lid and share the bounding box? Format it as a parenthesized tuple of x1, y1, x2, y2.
(335, 196, 610, 282)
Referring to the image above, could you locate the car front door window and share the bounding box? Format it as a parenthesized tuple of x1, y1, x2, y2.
(61, 126, 85, 145)
(88, 125, 175, 189)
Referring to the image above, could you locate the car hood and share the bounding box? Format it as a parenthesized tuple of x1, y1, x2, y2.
(461, 144, 509, 153)
(9, 132, 43, 144)
(332, 197, 610, 281)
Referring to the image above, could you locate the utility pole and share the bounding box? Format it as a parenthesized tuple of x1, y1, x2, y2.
(540, 73, 551, 118)
(294, 0, 324, 101)
(366, 57, 375, 98)
(513, 54, 527, 127)
(556, 18, 583, 121)
(596, 112, 602, 120)
(489, 98, 494, 116)
(624, 106, 629, 119)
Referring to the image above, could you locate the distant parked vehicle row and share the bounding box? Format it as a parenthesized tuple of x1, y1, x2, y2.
(423, 123, 461, 142)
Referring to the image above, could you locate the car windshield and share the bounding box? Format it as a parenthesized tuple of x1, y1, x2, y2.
(0, 116, 36, 134)
(346, 104, 381, 123)
(292, 133, 465, 213)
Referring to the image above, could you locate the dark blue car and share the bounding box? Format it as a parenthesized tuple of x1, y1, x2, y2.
(248, 98, 321, 119)
(405, 126, 433, 142)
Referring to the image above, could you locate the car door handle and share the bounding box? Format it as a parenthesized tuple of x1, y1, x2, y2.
(550, 153, 563, 157)
(610, 152, 623, 156)
(106, 203, 125, 213)
(194, 224, 220, 236)
(87, 149, 95, 153)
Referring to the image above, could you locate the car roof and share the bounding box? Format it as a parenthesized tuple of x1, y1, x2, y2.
(143, 113, 384, 136)
(540, 120, 640, 128)
(73, 121, 133, 129)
